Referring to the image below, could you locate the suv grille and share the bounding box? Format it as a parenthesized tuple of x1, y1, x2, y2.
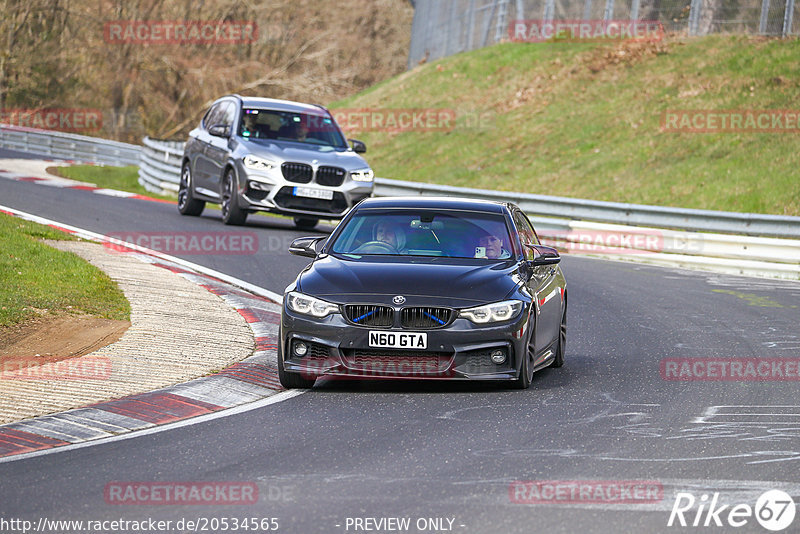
(344, 305, 394, 327)
(282, 162, 313, 183)
(400, 307, 453, 329)
(316, 166, 346, 187)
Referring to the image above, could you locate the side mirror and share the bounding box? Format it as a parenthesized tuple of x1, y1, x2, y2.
(349, 139, 367, 154)
(527, 244, 561, 266)
(208, 124, 230, 138)
(289, 236, 326, 258)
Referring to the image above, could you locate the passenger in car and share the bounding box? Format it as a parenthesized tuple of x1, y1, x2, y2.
(475, 231, 511, 259)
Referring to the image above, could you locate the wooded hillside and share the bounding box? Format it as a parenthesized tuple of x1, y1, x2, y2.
(0, 0, 413, 142)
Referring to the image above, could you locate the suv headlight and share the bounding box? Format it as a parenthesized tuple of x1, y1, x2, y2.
(460, 300, 524, 324)
(286, 291, 339, 318)
(350, 168, 374, 182)
(243, 155, 278, 171)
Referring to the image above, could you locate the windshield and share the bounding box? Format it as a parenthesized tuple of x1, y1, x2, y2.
(238, 108, 348, 149)
(330, 210, 515, 259)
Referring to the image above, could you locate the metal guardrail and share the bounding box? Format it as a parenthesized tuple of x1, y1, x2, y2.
(375, 178, 800, 239)
(1, 128, 797, 278)
(0, 124, 140, 167)
(135, 138, 800, 240)
(535, 220, 800, 280)
(138, 137, 183, 194)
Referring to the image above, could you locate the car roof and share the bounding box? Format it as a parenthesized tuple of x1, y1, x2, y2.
(226, 95, 328, 115)
(355, 196, 513, 214)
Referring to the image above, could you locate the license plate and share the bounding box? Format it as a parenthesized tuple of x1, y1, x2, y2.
(292, 186, 334, 200)
(368, 331, 427, 349)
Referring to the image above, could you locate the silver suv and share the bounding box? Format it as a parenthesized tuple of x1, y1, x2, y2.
(178, 95, 374, 229)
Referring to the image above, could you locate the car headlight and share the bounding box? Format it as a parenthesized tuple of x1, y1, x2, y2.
(460, 300, 524, 324)
(286, 291, 339, 318)
(243, 155, 278, 171)
(350, 168, 374, 182)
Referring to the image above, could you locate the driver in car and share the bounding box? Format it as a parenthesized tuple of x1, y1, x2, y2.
(241, 113, 258, 137)
(373, 220, 406, 252)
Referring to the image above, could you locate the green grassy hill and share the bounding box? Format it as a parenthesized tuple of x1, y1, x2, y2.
(332, 35, 800, 216)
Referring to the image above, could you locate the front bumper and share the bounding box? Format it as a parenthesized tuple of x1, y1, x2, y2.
(280, 307, 530, 381)
(236, 162, 373, 219)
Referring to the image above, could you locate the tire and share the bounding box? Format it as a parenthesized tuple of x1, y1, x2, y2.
(513, 328, 534, 389)
(293, 217, 319, 230)
(220, 169, 247, 226)
(551, 301, 567, 368)
(177, 162, 205, 216)
(277, 339, 316, 389)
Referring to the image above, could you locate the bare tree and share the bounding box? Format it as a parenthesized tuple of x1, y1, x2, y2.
(0, 0, 35, 110)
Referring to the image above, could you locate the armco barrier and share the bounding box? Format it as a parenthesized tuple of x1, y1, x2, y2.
(1, 125, 798, 279)
(375, 178, 800, 239)
(135, 138, 800, 240)
(536, 221, 800, 280)
(138, 136, 183, 194)
(0, 124, 139, 166)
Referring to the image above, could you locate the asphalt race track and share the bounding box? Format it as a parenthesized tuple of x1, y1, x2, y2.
(2, 148, 800, 533)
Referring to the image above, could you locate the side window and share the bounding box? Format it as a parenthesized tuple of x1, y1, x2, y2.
(219, 102, 236, 129)
(202, 103, 222, 129)
(514, 211, 538, 260)
(205, 101, 234, 129)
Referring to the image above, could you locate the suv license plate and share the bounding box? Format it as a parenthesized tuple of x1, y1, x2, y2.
(368, 331, 427, 349)
(293, 187, 334, 200)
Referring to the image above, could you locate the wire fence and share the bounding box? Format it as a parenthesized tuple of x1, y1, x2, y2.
(408, 0, 798, 67)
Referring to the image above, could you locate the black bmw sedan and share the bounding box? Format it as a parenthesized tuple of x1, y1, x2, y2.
(279, 197, 567, 389)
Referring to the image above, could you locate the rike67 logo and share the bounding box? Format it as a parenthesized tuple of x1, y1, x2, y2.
(668, 490, 796, 531)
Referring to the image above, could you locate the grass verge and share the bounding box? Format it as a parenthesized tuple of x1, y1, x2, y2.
(52, 165, 177, 202)
(0, 213, 130, 327)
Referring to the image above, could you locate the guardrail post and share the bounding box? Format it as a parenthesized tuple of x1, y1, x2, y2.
(544, 0, 555, 21)
(631, 0, 641, 20)
(688, 0, 702, 35)
(467, 0, 476, 50)
(783, 0, 795, 36)
(494, 0, 510, 42)
(604, 0, 615, 21)
(760, 0, 771, 33)
(583, 0, 593, 20)
(481, 0, 498, 47)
